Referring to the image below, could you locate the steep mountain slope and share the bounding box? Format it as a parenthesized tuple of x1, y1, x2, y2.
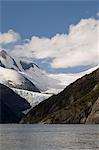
(0, 50, 20, 71)
(21, 68, 99, 124)
(0, 50, 62, 92)
(86, 97, 99, 124)
(0, 83, 31, 123)
(0, 66, 40, 92)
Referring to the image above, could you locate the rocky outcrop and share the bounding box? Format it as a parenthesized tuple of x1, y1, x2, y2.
(86, 97, 99, 124)
(20, 60, 39, 70)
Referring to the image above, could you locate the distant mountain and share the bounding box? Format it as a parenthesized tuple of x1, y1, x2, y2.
(0, 83, 31, 123)
(0, 66, 40, 92)
(21, 68, 99, 124)
(0, 50, 62, 93)
(0, 50, 20, 71)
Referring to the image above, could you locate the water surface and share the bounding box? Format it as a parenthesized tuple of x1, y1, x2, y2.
(0, 124, 99, 150)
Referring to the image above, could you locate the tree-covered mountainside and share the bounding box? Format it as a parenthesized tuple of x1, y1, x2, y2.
(21, 68, 99, 124)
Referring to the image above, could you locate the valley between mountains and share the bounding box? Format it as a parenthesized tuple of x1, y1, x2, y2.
(0, 50, 99, 124)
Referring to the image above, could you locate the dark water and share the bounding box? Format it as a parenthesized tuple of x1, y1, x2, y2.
(0, 124, 99, 150)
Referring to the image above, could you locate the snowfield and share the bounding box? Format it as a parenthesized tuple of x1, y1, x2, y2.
(0, 66, 40, 92)
(0, 50, 63, 93)
(12, 88, 52, 107)
(0, 67, 25, 86)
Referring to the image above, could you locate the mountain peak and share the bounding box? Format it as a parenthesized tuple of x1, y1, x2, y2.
(20, 60, 40, 70)
(0, 50, 8, 59)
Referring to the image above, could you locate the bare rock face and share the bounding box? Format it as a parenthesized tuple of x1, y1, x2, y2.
(86, 97, 99, 124)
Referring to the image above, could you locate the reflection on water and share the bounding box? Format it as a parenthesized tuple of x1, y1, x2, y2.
(0, 124, 99, 150)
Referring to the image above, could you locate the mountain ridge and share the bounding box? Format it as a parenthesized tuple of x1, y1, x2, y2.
(0, 49, 62, 93)
(21, 68, 99, 124)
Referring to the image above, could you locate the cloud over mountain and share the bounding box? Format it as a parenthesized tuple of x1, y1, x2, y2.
(0, 30, 21, 45)
(1, 18, 99, 69)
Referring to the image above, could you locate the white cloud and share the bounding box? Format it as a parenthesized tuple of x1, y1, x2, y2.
(8, 18, 99, 68)
(48, 64, 99, 88)
(0, 30, 21, 45)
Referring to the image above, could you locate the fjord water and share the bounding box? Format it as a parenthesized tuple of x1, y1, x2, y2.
(0, 124, 99, 150)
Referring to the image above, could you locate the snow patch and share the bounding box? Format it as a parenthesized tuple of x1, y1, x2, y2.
(12, 88, 52, 107)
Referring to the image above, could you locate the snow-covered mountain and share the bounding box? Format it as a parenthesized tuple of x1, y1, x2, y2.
(0, 49, 98, 94)
(49, 64, 99, 88)
(0, 50, 62, 93)
(0, 49, 98, 117)
(0, 66, 40, 92)
(0, 50, 20, 71)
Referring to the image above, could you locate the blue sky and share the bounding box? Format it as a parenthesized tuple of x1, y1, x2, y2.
(1, 0, 99, 73)
(1, 1, 98, 38)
